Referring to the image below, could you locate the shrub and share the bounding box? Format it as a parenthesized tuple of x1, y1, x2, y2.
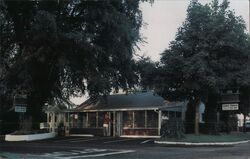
(160, 118, 185, 139)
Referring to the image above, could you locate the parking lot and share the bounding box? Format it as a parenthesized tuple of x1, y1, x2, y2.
(1, 136, 250, 159)
(49, 136, 154, 146)
(0, 136, 155, 159)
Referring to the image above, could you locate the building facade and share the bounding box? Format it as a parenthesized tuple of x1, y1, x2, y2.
(46, 92, 190, 137)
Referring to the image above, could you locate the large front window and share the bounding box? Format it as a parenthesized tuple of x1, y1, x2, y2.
(134, 111, 145, 128)
(123, 111, 134, 128)
(123, 110, 158, 129)
(88, 112, 97, 127)
(147, 111, 158, 128)
(97, 112, 105, 127)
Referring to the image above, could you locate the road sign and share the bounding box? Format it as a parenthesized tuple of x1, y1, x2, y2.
(222, 103, 239, 111)
(15, 106, 26, 113)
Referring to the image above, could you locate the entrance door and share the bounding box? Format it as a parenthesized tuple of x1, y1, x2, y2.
(105, 112, 122, 137)
(111, 112, 122, 137)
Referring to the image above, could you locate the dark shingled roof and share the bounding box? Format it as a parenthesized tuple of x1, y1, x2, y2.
(75, 91, 167, 112)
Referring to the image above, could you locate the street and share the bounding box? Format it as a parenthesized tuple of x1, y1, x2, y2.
(0, 136, 250, 159)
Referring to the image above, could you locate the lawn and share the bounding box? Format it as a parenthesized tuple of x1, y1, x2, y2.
(158, 133, 250, 143)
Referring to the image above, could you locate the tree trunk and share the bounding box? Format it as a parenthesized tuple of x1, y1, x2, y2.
(204, 93, 218, 134)
(185, 99, 196, 133)
(194, 97, 201, 135)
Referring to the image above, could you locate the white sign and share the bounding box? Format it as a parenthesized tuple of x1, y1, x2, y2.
(222, 103, 239, 111)
(40, 123, 49, 129)
(15, 106, 26, 113)
(162, 115, 169, 120)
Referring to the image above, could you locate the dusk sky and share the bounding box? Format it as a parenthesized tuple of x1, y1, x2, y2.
(138, 0, 250, 61)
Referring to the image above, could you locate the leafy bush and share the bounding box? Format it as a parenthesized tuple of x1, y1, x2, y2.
(160, 118, 185, 139)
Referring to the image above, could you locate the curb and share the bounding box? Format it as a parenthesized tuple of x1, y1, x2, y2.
(5, 132, 57, 141)
(154, 140, 250, 146)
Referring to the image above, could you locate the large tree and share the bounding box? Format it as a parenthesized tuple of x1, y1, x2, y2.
(155, 0, 250, 135)
(0, 0, 150, 129)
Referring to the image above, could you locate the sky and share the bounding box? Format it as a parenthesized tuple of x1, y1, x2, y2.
(71, 0, 250, 105)
(137, 0, 250, 61)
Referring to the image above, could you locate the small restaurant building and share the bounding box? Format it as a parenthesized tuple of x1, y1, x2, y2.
(46, 92, 187, 137)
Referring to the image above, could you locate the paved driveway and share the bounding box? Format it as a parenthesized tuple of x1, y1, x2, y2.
(0, 136, 250, 159)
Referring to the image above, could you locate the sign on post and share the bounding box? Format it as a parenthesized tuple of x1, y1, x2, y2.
(222, 103, 239, 111)
(15, 106, 27, 113)
(14, 95, 27, 113)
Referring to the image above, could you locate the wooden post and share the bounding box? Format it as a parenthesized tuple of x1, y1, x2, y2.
(117, 112, 121, 136)
(132, 111, 135, 128)
(96, 112, 98, 128)
(158, 110, 162, 136)
(47, 112, 49, 131)
(243, 113, 246, 133)
(86, 112, 89, 128)
(113, 111, 116, 136)
(52, 113, 55, 132)
(108, 112, 111, 136)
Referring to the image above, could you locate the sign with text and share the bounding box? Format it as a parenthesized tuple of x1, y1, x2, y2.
(15, 106, 26, 113)
(222, 103, 239, 111)
(14, 95, 27, 113)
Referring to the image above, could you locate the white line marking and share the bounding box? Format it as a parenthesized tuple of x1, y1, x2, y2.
(121, 135, 160, 138)
(70, 134, 94, 137)
(66, 150, 135, 159)
(54, 138, 88, 142)
(104, 138, 136, 144)
(70, 137, 114, 143)
(2, 149, 135, 159)
(141, 139, 152, 144)
(72, 149, 107, 153)
(70, 138, 102, 143)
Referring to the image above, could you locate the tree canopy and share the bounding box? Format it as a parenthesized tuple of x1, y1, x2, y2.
(0, 0, 150, 106)
(156, 0, 250, 102)
(0, 0, 153, 129)
(155, 0, 250, 134)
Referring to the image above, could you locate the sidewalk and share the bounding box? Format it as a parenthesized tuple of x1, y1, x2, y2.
(155, 140, 250, 146)
(155, 133, 250, 146)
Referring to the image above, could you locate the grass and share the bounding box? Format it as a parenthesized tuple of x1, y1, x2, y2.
(157, 132, 250, 143)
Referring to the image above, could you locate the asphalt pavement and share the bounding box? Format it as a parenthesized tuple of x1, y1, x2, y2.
(0, 136, 250, 159)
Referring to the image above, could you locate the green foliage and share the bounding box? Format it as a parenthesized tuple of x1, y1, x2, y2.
(155, 0, 250, 102)
(136, 56, 157, 90)
(0, 0, 151, 129)
(160, 118, 185, 139)
(0, 0, 148, 107)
